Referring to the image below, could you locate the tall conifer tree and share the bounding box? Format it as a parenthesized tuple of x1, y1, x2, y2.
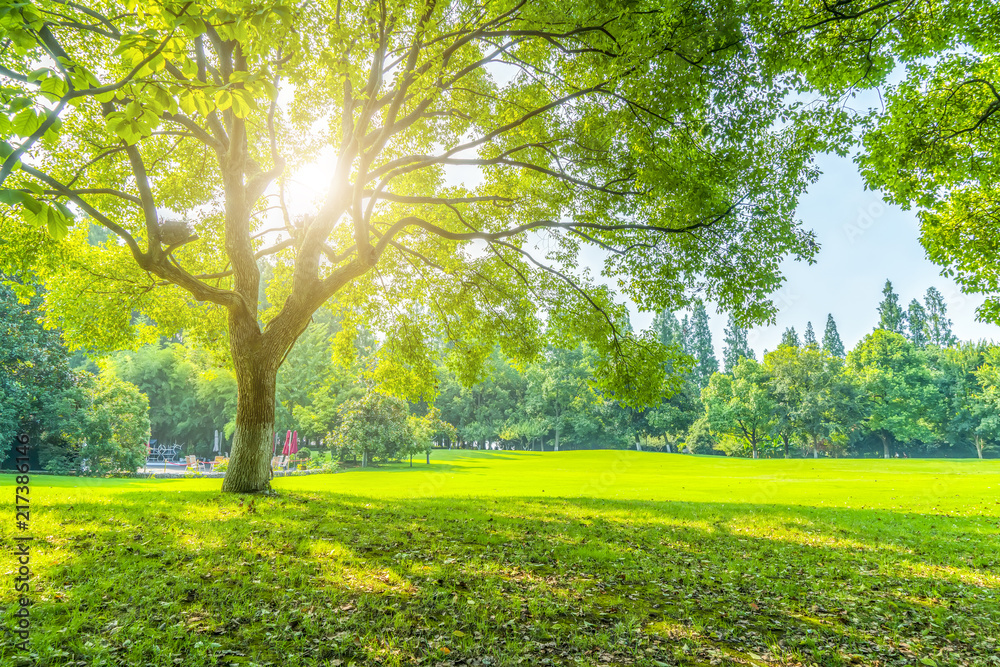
(924, 287, 957, 347)
(906, 299, 929, 348)
(877, 280, 905, 334)
(780, 327, 801, 347)
(803, 321, 817, 347)
(822, 314, 846, 358)
(722, 314, 755, 373)
(690, 302, 718, 388)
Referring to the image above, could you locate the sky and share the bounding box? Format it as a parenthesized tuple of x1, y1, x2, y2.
(634, 151, 1000, 360)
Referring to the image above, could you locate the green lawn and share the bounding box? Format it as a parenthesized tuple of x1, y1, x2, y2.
(2, 451, 999, 667)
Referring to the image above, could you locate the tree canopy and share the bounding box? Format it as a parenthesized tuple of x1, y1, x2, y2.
(0, 0, 959, 490)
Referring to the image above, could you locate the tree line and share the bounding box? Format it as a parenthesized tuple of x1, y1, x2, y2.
(6, 271, 997, 472)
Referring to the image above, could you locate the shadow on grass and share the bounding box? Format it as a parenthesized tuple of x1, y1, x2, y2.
(2, 487, 999, 667)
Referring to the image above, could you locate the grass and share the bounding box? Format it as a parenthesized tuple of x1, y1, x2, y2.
(2, 450, 999, 667)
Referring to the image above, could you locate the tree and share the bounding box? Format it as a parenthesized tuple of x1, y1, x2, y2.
(860, 38, 1000, 324)
(333, 390, 413, 466)
(646, 380, 701, 453)
(75, 369, 151, 474)
(722, 314, 755, 373)
(972, 346, 1000, 459)
(526, 346, 597, 452)
(846, 331, 938, 458)
(924, 287, 957, 347)
(110, 342, 237, 458)
(651, 311, 683, 350)
(0, 0, 896, 492)
(876, 280, 905, 334)
(765, 345, 858, 459)
(701, 358, 774, 459)
(905, 299, 928, 348)
(803, 321, 817, 347)
(935, 343, 999, 459)
(689, 302, 719, 388)
(780, 327, 800, 348)
(822, 314, 845, 358)
(0, 282, 79, 469)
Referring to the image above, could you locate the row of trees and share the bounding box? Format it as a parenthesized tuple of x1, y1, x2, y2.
(7, 270, 998, 470)
(0, 283, 150, 473)
(703, 334, 1000, 459)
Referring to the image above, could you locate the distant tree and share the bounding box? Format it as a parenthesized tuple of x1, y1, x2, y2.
(0, 283, 78, 469)
(722, 314, 756, 373)
(651, 311, 683, 349)
(689, 302, 718, 388)
(526, 346, 597, 452)
(74, 370, 151, 475)
(803, 321, 817, 347)
(905, 299, 929, 348)
(685, 417, 717, 455)
(275, 315, 338, 439)
(924, 287, 957, 347)
(822, 314, 846, 358)
(933, 343, 998, 459)
(111, 343, 236, 458)
(973, 347, 1000, 459)
(780, 327, 800, 348)
(846, 331, 938, 458)
(876, 280, 906, 334)
(765, 345, 859, 459)
(701, 358, 774, 459)
(679, 315, 693, 357)
(333, 391, 414, 466)
(646, 379, 701, 453)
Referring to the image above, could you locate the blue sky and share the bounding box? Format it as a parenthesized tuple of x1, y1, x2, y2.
(628, 152, 1000, 358)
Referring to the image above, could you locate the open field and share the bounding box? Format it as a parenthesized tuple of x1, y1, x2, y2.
(2, 451, 999, 667)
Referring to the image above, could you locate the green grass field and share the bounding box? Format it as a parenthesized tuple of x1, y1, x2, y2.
(2, 451, 999, 667)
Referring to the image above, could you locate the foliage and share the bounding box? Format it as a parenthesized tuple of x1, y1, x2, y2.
(701, 357, 774, 458)
(722, 313, 755, 373)
(876, 279, 905, 334)
(822, 313, 845, 358)
(923, 287, 958, 347)
(75, 368, 151, 474)
(906, 298, 929, 348)
(846, 331, 938, 457)
(110, 341, 236, 458)
(764, 344, 859, 458)
(332, 390, 414, 463)
(861, 42, 1000, 324)
(688, 302, 719, 389)
(780, 327, 800, 348)
(802, 321, 817, 347)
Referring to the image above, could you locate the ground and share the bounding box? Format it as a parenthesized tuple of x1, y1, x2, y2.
(2, 451, 999, 667)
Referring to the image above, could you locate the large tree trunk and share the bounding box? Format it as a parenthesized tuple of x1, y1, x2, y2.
(881, 434, 891, 459)
(975, 437, 984, 460)
(221, 352, 278, 494)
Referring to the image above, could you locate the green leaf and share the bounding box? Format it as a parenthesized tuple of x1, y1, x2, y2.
(214, 90, 233, 111)
(12, 108, 40, 136)
(46, 206, 70, 240)
(920, 659, 938, 667)
(0, 189, 33, 207)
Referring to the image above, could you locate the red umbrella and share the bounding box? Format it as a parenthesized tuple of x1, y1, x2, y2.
(290, 430, 299, 455)
(281, 430, 292, 456)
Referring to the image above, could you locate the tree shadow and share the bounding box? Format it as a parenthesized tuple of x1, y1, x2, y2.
(2, 485, 998, 667)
